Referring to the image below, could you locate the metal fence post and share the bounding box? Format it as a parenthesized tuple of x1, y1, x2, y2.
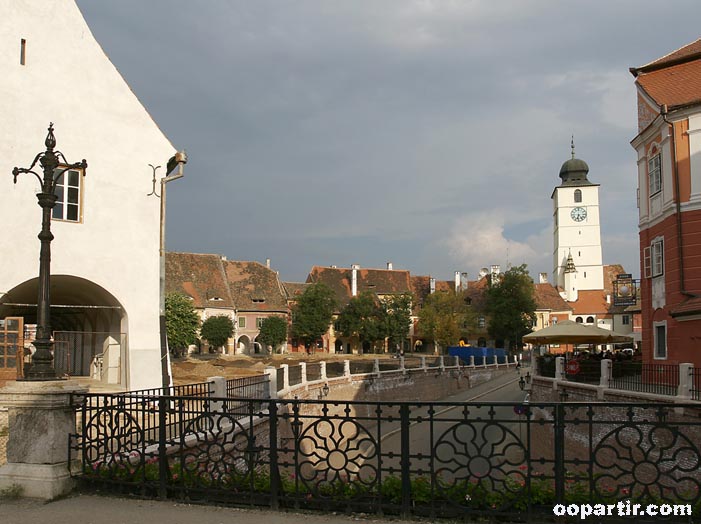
(554, 403, 566, 505)
(400, 403, 411, 518)
(268, 399, 280, 510)
(158, 395, 168, 500)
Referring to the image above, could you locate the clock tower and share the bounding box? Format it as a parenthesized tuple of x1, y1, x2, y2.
(552, 141, 604, 300)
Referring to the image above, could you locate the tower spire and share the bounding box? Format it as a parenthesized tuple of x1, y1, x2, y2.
(571, 135, 575, 159)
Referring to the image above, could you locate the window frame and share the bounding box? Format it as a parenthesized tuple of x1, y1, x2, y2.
(574, 189, 582, 203)
(648, 154, 661, 197)
(651, 238, 664, 278)
(52, 165, 84, 223)
(238, 316, 246, 329)
(653, 321, 667, 360)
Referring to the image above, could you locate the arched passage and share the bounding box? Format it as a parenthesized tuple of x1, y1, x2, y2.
(0, 275, 126, 381)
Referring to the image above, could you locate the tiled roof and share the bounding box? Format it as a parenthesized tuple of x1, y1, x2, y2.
(534, 283, 571, 312)
(632, 39, 701, 109)
(166, 252, 287, 313)
(282, 282, 311, 300)
(307, 266, 412, 307)
(224, 260, 288, 312)
(569, 290, 610, 317)
(410, 276, 453, 306)
(634, 38, 701, 72)
(165, 252, 233, 309)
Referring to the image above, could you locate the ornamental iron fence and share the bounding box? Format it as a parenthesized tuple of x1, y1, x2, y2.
(69, 394, 701, 523)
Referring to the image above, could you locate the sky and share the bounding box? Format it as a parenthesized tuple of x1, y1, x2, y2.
(76, 0, 700, 283)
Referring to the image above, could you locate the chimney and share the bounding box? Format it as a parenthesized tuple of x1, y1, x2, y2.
(266, 258, 271, 269)
(454, 271, 460, 292)
(351, 264, 360, 296)
(429, 277, 436, 294)
(221, 255, 227, 261)
(387, 262, 393, 270)
(479, 268, 489, 279)
(539, 272, 548, 284)
(460, 272, 468, 291)
(491, 265, 500, 277)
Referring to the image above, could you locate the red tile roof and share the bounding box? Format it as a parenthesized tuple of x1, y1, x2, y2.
(307, 266, 412, 307)
(166, 252, 287, 313)
(632, 39, 701, 110)
(534, 283, 571, 312)
(165, 252, 233, 309)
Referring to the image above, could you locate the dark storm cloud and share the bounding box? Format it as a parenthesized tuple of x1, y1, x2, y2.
(76, 0, 700, 280)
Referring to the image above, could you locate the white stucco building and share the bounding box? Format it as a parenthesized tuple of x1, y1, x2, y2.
(0, 1, 179, 389)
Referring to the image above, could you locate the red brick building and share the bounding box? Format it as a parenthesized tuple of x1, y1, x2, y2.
(630, 39, 701, 365)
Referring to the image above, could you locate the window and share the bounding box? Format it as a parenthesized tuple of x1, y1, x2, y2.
(574, 189, 582, 203)
(52, 167, 83, 222)
(654, 323, 666, 359)
(643, 246, 652, 278)
(648, 154, 661, 196)
(575, 317, 583, 323)
(238, 317, 246, 329)
(20, 39, 26, 65)
(256, 317, 264, 329)
(622, 315, 630, 325)
(478, 317, 485, 328)
(552, 318, 558, 325)
(586, 316, 594, 324)
(651, 239, 664, 277)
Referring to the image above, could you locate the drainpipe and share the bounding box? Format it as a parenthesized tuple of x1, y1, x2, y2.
(661, 105, 697, 298)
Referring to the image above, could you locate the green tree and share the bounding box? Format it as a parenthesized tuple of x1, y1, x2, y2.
(383, 293, 413, 351)
(417, 291, 475, 352)
(257, 316, 288, 353)
(200, 315, 234, 352)
(337, 291, 386, 353)
(165, 292, 200, 357)
(291, 282, 337, 348)
(483, 264, 537, 351)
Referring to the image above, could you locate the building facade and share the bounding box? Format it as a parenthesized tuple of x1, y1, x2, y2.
(630, 39, 701, 365)
(0, 1, 178, 389)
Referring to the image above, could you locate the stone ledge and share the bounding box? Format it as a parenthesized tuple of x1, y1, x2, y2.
(0, 381, 88, 409)
(0, 461, 78, 500)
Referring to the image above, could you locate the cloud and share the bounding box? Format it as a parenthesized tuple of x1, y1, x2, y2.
(444, 212, 551, 277)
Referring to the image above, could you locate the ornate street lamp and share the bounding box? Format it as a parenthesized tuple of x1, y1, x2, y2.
(12, 123, 87, 380)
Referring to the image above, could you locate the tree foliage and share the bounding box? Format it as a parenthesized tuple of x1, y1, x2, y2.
(417, 291, 475, 351)
(337, 292, 386, 352)
(257, 316, 288, 353)
(483, 264, 537, 351)
(291, 282, 337, 347)
(165, 293, 200, 356)
(382, 293, 413, 351)
(200, 315, 234, 351)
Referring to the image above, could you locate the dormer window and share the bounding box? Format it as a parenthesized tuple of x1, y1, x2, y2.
(209, 297, 223, 301)
(648, 154, 661, 196)
(252, 298, 266, 303)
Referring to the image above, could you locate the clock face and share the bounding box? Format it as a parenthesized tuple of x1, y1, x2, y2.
(571, 207, 587, 222)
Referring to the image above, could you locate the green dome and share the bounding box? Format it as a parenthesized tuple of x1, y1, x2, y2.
(559, 157, 591, 185)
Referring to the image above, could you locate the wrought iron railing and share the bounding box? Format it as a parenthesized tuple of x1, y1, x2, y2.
(305, 363, 321, 382)
(69, 395, 701, 522)
(226, 375, 270, 412)
(325, 362, 345, 378)
(609, 363, 679, 396)
(693, 368, 701, 401)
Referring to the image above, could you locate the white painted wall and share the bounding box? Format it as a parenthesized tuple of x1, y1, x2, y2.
(0, 1, 177, 390)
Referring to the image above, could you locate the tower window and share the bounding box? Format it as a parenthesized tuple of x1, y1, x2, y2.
(574, 189, 582, 203)
(20, 39, 26, 65)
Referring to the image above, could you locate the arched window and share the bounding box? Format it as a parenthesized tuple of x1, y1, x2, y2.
(576, 317, 583, 323)
(586, 316, 594, 324)
(574, 189, 582, 203)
